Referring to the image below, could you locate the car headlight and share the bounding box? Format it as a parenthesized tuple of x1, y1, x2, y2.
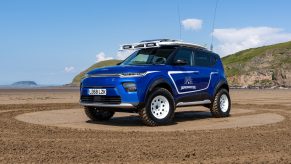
(120, 72, 146, 78)
(84, 74, 90, 78)
(122, 82, 137, 92)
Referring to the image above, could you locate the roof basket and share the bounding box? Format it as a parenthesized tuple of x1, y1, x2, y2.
(140, 39, 179, 43)
(120, 39, 206, 50)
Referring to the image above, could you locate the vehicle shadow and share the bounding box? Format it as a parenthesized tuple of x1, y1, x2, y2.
(86, 110, 212, 127)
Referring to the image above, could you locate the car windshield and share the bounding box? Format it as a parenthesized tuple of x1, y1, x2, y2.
(120, 47, 176, 65)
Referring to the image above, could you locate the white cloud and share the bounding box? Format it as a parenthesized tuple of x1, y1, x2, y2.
(96, 52, 113, 62)
(213, 27, 291, 55)
(64, 66, 75, 73)
(116, 50, 135, 60)
(181, 19, 203, 31)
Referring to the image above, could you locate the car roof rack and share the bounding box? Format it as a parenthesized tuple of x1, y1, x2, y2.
(120, 39, 207, 51)
(140, 39, 179, 43)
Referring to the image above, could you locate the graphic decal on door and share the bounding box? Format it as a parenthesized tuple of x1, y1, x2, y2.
(168, 71, 218, 94)
(181, 76, 196, 90)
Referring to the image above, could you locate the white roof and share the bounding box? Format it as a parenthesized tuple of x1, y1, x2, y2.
(120, 39, 207, 50)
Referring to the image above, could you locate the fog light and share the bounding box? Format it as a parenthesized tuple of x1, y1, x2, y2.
(122, 82, 137, 92)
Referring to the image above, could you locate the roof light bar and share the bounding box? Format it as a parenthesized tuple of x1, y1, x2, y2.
(122, 45, 133, 50)
(145, 42, 157, 47)
(134, 44, 145, 49)
(120, 41, 160, 50)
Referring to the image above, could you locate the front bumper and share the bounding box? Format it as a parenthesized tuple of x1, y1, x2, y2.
(80, 76, 147, 109)
(80, 102, 136, 108)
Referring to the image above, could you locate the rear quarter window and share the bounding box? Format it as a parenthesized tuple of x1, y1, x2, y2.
(194, 51, 213, 67)
(211, 54, 219, 66)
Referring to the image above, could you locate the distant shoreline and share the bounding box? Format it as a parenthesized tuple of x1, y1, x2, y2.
(0, 85, 79, 90)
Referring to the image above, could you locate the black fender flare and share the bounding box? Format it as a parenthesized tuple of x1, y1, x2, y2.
(145, 78, 174, 99)
(137, 78, 174, 109)
(213, 80, 229, 98)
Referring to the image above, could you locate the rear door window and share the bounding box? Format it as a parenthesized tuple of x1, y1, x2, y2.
(172, 48, 193, 66)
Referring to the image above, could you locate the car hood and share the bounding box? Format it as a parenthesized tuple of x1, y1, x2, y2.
(87, 65, 166, 75)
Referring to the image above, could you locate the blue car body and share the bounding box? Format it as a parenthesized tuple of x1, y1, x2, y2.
(80, 41, 229, 112)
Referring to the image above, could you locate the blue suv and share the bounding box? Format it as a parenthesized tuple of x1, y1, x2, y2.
(80, 39, 231, 126)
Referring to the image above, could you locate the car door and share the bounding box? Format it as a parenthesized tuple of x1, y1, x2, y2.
(169, 48, 206, 102)
(192, 50, 219, 99)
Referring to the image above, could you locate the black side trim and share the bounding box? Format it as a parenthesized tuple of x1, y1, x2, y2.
(176, 92, 209, 103)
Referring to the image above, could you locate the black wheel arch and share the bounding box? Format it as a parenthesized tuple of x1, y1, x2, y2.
(213, 80, 229, 98)
(138, 78, 174, 110)
(146, 78, 174, 99)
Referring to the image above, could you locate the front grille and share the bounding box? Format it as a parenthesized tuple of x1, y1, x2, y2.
(81, 96, 121, 104)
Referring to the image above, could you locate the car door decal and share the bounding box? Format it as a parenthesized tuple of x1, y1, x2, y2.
(168, 71, 218, 94)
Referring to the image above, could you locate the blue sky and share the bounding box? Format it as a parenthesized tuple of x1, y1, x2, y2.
(1, 0, 291, 85)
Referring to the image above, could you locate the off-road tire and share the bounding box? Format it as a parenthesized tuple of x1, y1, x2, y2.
(139, 88, 175, 126)
(210, 89, 231, 117)
(84, 107, 115, 121)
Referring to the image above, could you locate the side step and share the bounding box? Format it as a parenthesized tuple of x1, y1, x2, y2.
(176, 100, 211, 107)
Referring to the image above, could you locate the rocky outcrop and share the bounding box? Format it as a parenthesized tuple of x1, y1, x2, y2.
(223, 41, 291, 88)
(228, 69, 291, 88)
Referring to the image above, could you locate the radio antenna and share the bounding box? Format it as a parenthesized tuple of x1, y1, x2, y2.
(210, 0, 219, 51)
(177, 0, 182, 40)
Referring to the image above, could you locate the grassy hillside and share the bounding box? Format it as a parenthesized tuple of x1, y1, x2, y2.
(71, 59, 121, 85)
(222, 41, 291, 87)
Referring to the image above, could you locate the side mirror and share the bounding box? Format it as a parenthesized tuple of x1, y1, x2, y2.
(116, 62, 122, 65)
(174, 59, 187, 65)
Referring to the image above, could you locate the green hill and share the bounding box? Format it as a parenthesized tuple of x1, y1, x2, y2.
(222, 41, 291, 88)
(71, 59, 121, 85)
